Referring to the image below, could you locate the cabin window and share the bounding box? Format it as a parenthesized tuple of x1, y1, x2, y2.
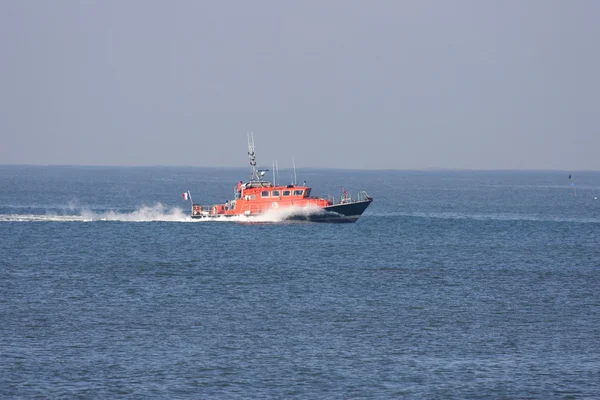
(293, 190, 304, 196)
(272, 190, 280, 197)
(304, 188, 311, 197)
(245, 194, 256, 200)
(282, 190, 291, 196)
(261, 191, 270, 197)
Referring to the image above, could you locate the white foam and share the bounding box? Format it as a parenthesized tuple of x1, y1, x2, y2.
(0, 203, 192, 223)
(0, 214, 88, 222)
(0, 204, 333, 223)
(81, 203, 191, 222)
(192, 204, 331, 223)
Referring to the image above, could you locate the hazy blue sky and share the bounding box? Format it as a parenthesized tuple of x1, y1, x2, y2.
(1, 1, 598, 170)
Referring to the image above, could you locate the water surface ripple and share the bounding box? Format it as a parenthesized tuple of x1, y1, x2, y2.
(1, 167, 599, 398)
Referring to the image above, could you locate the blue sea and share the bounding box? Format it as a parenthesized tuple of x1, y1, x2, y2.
(1, 166, 599, 399)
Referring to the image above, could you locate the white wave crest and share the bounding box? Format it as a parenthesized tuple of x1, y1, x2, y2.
(81, 204, 190, 222)
(0, 214, 88, 222)
(0, 204, 337, 223)
(238, 204, 330, 223)
(190, 204, 332, 223)
(0, 203, 192, 223)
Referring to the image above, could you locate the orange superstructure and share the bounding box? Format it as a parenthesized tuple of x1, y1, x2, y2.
(231, 183, 331, 216)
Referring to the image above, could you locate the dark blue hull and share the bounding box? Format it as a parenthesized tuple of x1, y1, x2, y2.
(286, 199, 373, 223)
(322, 199, 373, 222)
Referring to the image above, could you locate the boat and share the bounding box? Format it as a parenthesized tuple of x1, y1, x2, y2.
(184, 137, 373, 223)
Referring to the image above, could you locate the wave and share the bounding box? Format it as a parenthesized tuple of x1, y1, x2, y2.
(0, 214, 90, 222)
(0, 203, 191, 223)
(0, 204, 335, 223)
(223, 204, 335, 223)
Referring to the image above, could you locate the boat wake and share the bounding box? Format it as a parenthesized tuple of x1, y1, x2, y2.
(224, 205, 345, 223)
(0, 203, 191, 223)
(0, 204, 342, 223)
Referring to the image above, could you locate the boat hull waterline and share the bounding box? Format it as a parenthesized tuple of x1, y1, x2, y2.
(190, 198, 373, 223)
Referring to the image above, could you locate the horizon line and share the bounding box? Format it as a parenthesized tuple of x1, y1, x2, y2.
(0, 163, 598, 173)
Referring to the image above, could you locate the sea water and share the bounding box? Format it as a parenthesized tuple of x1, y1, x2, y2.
(1, 166, 599, 398)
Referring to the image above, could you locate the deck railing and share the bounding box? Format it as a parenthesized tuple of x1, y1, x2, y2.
(327, 191, 371, 205)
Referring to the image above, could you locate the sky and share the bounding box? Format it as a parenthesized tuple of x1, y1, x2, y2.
(1, 1, 599, 170)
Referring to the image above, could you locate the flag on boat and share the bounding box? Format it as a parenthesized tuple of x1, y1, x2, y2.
(182, 191, 190, 201)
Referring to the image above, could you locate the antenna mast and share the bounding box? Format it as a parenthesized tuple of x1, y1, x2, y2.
(293, 157, 297, 185)
(247, 132, 269, 182)
(247, 132, 258, 181)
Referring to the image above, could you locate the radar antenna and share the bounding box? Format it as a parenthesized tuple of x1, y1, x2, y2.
(247, 132, 268, 181)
